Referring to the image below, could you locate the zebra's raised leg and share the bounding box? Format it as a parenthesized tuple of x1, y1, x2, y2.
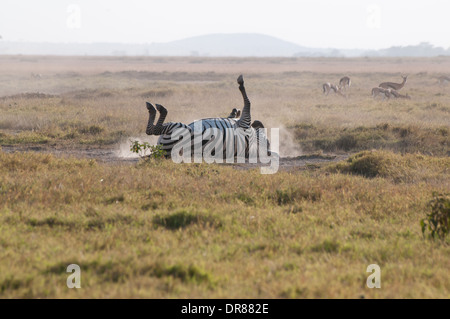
(152, 104, 168, 135)
(236, 75, 251, 129)
(146, 102, 156, 135)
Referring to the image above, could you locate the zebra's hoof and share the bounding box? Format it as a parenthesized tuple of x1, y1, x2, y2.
(146, 102, 156, 113)
(155, 104, 167, 115)
(237, 75, 244, 85)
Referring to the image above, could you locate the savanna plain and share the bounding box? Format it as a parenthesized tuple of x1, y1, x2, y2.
(0, 56, 448, 298)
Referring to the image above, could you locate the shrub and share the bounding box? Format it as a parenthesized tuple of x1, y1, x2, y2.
(153, 211, 222, 230)
(130, 140, 166, 159)
(346, 151, 392, 178)
(80, 125, 104, 135)
(152, 263, 213, 285)
(421, 193, 450, 240)
(328, 151, 407, 181)
(335, 134, 358, 151)
(273, 187, 321, 205)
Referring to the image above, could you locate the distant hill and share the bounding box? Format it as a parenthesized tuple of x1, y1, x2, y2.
(364, 42, 450, 57)
(0, 34, 449, 57)
(0, 33, 309, 57)
(148, 33, 308, 57)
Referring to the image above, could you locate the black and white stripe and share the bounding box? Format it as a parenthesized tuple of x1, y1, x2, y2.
(145, 75, 272, 160)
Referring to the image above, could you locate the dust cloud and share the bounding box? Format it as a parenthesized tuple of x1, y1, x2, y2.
(276, 125, 302, 158)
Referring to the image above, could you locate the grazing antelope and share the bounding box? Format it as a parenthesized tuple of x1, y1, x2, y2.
(339, 76, 351, 90)
(389, 90, 411, 100)
(31, 73, 42, 79)
(322, 83, 344, 96)
(379, 75, 408, 91)
(372, 87, 393, 100)
(372, 87, 411, 100)
(437, 76, 450, 86)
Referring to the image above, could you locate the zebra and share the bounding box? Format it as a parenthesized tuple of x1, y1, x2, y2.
(145, 75, 276, 162)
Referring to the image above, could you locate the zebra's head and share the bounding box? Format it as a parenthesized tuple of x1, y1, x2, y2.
(228, 108, 241, 119)
(251, 120, 272, 156)
(248, 120, 279, 174)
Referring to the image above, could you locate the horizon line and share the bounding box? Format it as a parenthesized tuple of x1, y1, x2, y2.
(0, 33, 448, 52)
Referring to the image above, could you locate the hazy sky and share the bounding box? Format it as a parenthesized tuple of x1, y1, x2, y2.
(1, 0, 449, 50)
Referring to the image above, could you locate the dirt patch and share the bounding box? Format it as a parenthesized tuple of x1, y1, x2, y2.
(1, 144, 348, 170)
(0, 145, 137, 164)
(231, 154, 349, 172)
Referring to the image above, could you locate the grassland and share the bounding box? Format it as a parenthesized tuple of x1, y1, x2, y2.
(0, 56, 449, 156)
(0, 56, 449, 298)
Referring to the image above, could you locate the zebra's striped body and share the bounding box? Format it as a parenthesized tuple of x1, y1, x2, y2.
(157, 117, 235, 155)
(156, 117, 268, 159)
(145, 75, 272, 161)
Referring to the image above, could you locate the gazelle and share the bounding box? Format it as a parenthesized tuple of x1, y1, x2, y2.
(389, 90, 411, 100)
(339, 76, 351, 90)
(323, 83, 344, 97)
(437, 76, 450, 86)
(31, 73, 42, 79)
(372, 87, 411, 100)
(379, 75, 408, 91)
(372, 87, 392, 100)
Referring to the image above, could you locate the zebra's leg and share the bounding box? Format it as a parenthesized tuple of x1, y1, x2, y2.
(146, 102, 156, 135)
(152, 104, 168, 135)
(236, 75, 251, 129)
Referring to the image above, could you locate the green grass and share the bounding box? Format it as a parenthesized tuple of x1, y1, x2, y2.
(0, 151, 448, 298)
(328, 150, 449, 183)
(291, 123, 449, 156)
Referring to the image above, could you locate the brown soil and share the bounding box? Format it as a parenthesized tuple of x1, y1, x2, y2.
(0, 144, 348, 170)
